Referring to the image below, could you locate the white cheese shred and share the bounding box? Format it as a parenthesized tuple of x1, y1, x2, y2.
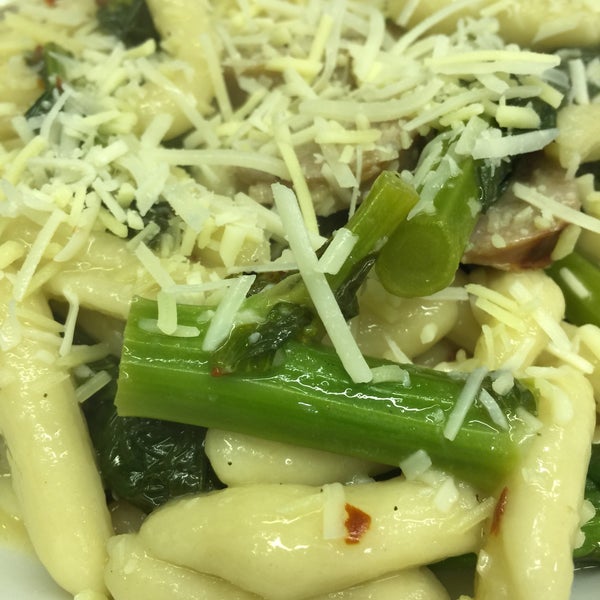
(59, 288, 80, 358)
(134, 242, 177, 290)
(478, 388, 509, 430)
(75, 369, 112, 404)
(202, 274, 256, 352)
(272, 183, 372, 383)
(316, 227, 357, 275)
(156, 290, 178, 336)
(443, 367, 488, 441)
(13, 208, 65, 301)
(399, 449, 432, 481)
(321, 482, 346, 540)
(513, 183, 600, 235)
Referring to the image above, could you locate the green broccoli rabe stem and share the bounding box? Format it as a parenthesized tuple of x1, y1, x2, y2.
(212, 171, 419, 374)
(326, 170, 420, 295)
(116, 297, 537, 494)
(546, 249, 600, 328)
(375, 148, 482, 298)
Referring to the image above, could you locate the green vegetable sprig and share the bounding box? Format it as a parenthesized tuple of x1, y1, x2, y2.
(212, 171, 419, 374)
(115, 296, 537, 494)
(113, 171, 537, 494)
(374, 134, 517, 299)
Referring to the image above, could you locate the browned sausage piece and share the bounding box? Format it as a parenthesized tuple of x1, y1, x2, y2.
(463, 153, 580, 270)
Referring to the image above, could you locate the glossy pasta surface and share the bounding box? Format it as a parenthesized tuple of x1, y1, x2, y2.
(0, 1, 599, 599)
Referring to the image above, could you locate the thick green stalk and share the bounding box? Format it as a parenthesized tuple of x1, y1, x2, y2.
(212, 171, 419, 373)
(116, 297, 537, 494)
(546, 249, 600, 328)
(326, 170, 420, 294)
(375, 152, 481, 298)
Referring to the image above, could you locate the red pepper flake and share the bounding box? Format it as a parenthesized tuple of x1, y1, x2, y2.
(44, 0, 57, 6)
(490, 486, 509, 536)
(210, 365, 225, 377)
(344, 503, 371, 544)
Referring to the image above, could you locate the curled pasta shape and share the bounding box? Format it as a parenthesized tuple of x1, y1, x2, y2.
(352, 277, 460, 360)
(137, 0, 218, 138)
(205, 429, 387, 487)
(106, 534, 450, 600)
(137, 476, 493, 600)
(474, 366, 595, 600)
(0, 283, 112, 595)
(309, 569, 450, 599)
(470, 269, 565, 372)
(105, 533, 260, 600)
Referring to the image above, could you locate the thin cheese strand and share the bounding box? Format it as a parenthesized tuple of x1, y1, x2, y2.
(272, 183, 372, 383)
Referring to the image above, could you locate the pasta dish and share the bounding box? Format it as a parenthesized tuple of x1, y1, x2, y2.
(1, 0, 600, 599)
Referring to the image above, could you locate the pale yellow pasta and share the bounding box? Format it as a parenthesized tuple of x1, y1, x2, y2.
(0, 0, 98, 139)
(205, 429, 386, 487)
(469, 269, 565, 371)
(106, 533, 449, 600)
(352, 276, 460, 360)
(556, 105, 600, 174)
(136, 0, 217, 138)
(309, 569, 450, 600)
(137, 477, 493, 600)
(44, 230, 159, 320)
(0, 280, 112, 596)
(557, 323, 600, 411)
(105, 533, 261, 600)
(385, 0, 600, 49)
(474, 367, 595, 600)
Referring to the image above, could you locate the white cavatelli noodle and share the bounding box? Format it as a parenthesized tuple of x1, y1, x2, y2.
(0, 281, 112, 596)
(474, 366, 596, 600)
(136, 476, 493, 600)
(105, 533, 261, 600)
(107, 531, 451, 600)
(204, 429, 388, 487)
(351, 276, 461, 360)
(468, 269, 565, 373)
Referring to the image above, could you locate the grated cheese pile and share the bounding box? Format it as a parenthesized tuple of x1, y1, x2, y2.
(0, 0, 596, 387)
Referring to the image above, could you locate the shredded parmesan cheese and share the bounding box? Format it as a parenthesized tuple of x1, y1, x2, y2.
(202, 275, 256, 352)
(443, 367, 488, 441)
(321, 482, 346, 540)
(272, 183, 372, 383)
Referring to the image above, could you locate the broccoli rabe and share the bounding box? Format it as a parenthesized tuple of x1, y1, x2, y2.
(114, 172, 539, 494)
(95, 0, 159, 47)
(576, 443, 600, 564)
(212, 171, 419, 375)
(547, 249, 600, 329)
(81, 355, 223, 513)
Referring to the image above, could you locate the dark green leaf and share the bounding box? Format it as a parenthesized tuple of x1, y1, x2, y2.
(96, 0, 159, 47)
(82, 356, 223, 513)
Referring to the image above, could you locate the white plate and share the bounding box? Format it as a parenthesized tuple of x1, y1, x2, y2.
(0, 542, 599, 599)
